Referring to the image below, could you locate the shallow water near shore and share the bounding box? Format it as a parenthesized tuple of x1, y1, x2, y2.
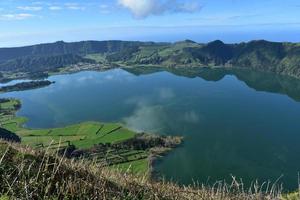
(1, 67, 300, 190)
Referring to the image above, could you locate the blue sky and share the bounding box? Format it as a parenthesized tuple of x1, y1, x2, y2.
(0, 0, 299, 47)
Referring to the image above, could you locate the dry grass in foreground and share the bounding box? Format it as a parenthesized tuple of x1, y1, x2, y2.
(0, 140, 298, 200)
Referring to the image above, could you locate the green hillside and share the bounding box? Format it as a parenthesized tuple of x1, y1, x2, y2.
(0, 40, 300, 79)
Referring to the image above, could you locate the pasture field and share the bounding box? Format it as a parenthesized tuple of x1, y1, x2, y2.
(0, 98, 149, 174)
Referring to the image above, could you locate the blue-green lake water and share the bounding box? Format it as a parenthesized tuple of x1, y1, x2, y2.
(1, 67, 300, 190)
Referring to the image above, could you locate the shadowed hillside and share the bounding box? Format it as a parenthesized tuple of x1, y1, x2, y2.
(0, 128, 20, 143)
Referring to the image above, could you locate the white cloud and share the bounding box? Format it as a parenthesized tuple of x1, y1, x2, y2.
(175, 2, 200, 12)
(17, 6, 43, 11)
(118, 0, 201, 19)
(123, 104, 166, 133)
(65, 3, 85, 10)
(0, 13, 35, 21)
(67, 6, 85, 10)
(32, 2, 44, 5)
(49, 6, 63, 11)
(118, 0, 158, 18)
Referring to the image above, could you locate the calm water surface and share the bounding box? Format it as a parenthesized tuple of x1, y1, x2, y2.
(1, 67, 300, 190)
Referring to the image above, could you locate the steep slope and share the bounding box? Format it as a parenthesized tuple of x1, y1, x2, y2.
(106, 39, 300, 78)
(0, 39, 300, 78)
(229, 40, 286, 70)
(229, 40, 300, 77)
(180, 40, 235, 66)
(0, 141, 284, 199)
(0, 54, 95, 72)
(0, 40, 152, 62)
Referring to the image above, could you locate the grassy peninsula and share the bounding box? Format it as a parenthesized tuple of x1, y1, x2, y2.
(0, 98, 182, 175)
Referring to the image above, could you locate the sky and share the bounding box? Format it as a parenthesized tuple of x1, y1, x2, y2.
(0, 0, 300, 47)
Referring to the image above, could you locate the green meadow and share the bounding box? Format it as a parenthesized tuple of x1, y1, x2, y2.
(18, 122, 135, 149)
(0, 98, 149, 174)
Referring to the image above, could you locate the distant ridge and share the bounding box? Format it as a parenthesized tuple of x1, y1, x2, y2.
(0, 39, 299, 78)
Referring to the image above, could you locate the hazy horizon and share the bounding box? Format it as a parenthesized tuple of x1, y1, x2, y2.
(2, 35, 300, 48)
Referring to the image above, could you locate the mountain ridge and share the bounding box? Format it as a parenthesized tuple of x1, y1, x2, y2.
(0, 39, 299, 79)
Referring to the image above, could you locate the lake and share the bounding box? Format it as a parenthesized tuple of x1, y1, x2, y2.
(1, 67, 300, 190)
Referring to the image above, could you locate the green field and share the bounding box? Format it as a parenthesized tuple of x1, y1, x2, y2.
(0, 98, 149, 174)
(112, 157, 149, 175)
(18, 122, 135, 148)
(85, 53, 107, 63)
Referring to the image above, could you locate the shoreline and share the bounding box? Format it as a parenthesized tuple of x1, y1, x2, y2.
(0, 97, 183, 177)
(1, 62, 300, 85)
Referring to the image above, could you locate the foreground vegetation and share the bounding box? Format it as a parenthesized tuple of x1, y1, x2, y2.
(1, 140, 296, 200)
(0, 97, 299, 199)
